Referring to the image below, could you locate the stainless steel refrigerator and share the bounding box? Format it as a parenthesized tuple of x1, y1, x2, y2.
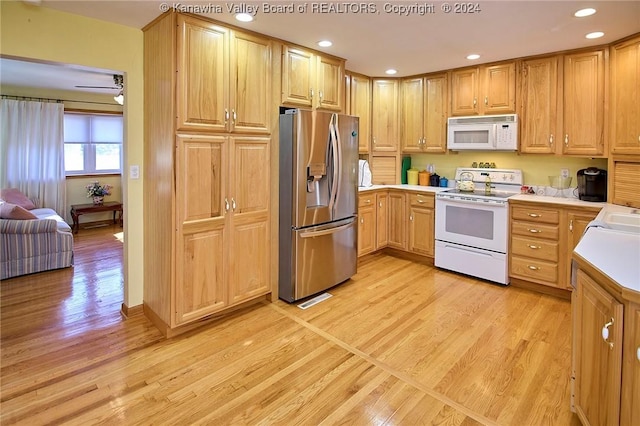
(279, 108, 359, 302)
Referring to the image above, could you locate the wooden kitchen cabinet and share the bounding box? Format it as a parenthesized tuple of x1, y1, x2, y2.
(510, 204, 561, 288)
(562, 49, 607, 156)
(176, 15, 272, 134)
(518, 56, 560, 154)
(610, 35, 640, 155)
(574, 269, 624, 426)
(387, 191, 407, 250)
(371, 79, 399, 152)
(376, 192, 389, 249)
(282, 44, 344, 111)
(564, 209, 600, 287)
(408, 192, 435, 256)
(143, 12, 274, 336)
(400, 73, 448, 153)
(358, 193, 376, 257)
(346, 72, 371, 153)
(621, 303, 640, 426)
(451, 62, 516, 116)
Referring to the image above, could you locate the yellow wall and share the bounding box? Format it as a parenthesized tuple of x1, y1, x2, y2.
(1, 2, 144, 307)
(410, 152, 608, 187)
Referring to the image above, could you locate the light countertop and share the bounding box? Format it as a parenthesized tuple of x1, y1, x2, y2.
(358, 184, 450, 193)
(509, 194, 606, 209)
(574, 204, 640, 293)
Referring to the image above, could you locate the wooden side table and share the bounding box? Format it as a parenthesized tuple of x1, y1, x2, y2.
(70, 201, 123, 234)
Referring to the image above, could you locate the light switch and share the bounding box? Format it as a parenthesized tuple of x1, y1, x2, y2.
(130, 165, 140, 179)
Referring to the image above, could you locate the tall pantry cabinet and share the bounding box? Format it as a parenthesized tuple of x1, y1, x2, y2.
(143, 12, 275, 335)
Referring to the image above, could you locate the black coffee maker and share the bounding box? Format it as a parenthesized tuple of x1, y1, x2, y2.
(577, 168, 607, 202)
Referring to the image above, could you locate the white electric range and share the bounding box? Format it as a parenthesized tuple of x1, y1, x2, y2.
(435, 168, 523, 285)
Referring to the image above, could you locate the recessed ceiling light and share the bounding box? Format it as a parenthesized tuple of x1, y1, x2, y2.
(586, 31, 604, 39)
(466, 54, 480, 60)
(385, 69, 397, 75)
(574, 8, 596, 18)
(235, 13, 253, 22)
(318, 40, 332, 47)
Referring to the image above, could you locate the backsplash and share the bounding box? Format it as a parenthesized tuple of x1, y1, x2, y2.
(409, 152, 608, 187)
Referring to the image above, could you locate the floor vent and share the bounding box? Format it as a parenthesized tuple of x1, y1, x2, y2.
(297, 293, 332, 310)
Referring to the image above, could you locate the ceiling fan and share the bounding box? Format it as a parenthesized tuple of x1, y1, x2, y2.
(75, 74, 124, 105)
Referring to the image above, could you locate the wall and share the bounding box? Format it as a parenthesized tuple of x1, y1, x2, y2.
(410, 151, 608, 189)
(0, 2, 144, 308)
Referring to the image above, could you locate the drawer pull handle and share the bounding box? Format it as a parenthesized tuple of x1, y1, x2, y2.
(637, 346, 639, 362)
(528, 229, 541, 234)
(418, 199, 424, 203)
(602, 318, 614, 349)
(528, 265, 540, 271)
(528, 244, 541, 249)
(528, 213, 541, 218)
(379, 202, 382, 207)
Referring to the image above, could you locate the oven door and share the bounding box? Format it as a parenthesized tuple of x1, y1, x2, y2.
(435, 196, 508, 253)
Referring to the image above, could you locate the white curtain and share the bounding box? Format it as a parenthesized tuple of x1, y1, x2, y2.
(0, 99, 66, 213)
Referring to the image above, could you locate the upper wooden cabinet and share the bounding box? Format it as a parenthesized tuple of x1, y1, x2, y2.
(451, 62, 516, 115)
(562, 49, 607, 156)
(518, 56, 559, 154)
(281, 45, 344, 111)
(371, 79, 399, 152)
(610, 35, 640, 155)
(346, 72, 371, 153)
(176, 15, 272, 134)
(400, 73, 448, 153)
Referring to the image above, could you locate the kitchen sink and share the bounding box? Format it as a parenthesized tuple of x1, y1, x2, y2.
(602, 212, 640, 234)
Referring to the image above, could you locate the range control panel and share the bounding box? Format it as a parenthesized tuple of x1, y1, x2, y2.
(454, 168, 523, 185)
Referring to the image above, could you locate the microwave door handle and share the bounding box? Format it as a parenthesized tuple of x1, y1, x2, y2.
(492, 124, 498, 148)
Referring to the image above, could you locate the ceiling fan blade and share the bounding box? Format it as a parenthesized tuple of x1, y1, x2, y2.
(75, 85, 119, 89)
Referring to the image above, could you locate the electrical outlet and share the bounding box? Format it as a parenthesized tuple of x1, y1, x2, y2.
(560, 168, 569, 178)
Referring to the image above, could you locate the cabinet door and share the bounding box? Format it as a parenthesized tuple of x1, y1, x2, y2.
(371, 79, 399, 152)
(423, 73, 448, 153)
(409, 206, 434, 256)
(349, 73, 371, 153)
(229, 31, 272, 134)
(228, 136, 271, 304)
(357, 204, 375, 257)
(563, 50, 606, 156)
(387, 191, 406, 250)
(482, 62, 516, 114)
(519, 57, 559, 154)
(376, 192, 388, 249)
(176, 16, 229, 132)
(282, 45, 315, 107)
(610, 37, 640, 155)
(400, 77, 425, 152)
(175, 134, 228, 325)
(451, 68, 479, 115)
(621, 304, 640, 426)
(316, 55, 344, 111)
(565, 209, 599, 288)
(575, 270, 623, 426)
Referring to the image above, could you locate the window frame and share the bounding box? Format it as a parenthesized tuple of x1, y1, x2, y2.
(64, 111, 123, 176)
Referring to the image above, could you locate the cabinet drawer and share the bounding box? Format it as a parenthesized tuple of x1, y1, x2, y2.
(511, 256, 558, 284)
(511, 221, 559, 240)
(409, 193, 434, 208)
(511, 206, 559, 224)
(511, 235, 558, 262)
(358, 195, 376, 208)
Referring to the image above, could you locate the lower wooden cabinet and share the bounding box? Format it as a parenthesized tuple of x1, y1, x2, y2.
(573, 263, 640, 426)
(358, 194, 376, 256)
(376, 192, 388, 249)
(408, 193, 435, 256)
(387, 191, 407, 251)
(509, 200, 600, 290)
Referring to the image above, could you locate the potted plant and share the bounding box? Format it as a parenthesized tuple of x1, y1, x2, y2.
(86, 181, 112, 204)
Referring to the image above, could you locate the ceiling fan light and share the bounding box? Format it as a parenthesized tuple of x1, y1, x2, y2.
(114, 91, 124, 105)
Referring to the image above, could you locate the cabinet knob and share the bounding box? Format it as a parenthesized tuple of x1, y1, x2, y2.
(310, 88, 314, 99)
(549, 134, 554, 145)
(484, 96, 488, 106)
(602, 318, 614, 349)
(224, 198, 230, 212)
(473, 97, 477, 107)
(224, 108, 229, 124)
(379, 202, 382, 207)
(569, 219, 573, 232)
(637, 346, 640, 362)
(231, 198, 236, 211)
(232, 109, 237, 123)
(409, 215, 413, 221)
(564, 134, 569, 146)
(360, 217, 364, 224)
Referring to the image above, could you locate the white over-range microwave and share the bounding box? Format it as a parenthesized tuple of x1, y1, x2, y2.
(447, 114, 518, 151)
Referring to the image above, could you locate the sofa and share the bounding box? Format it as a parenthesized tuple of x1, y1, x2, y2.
(0, 188, 74, 280)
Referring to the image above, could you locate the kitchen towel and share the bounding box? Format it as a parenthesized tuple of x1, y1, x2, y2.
(358, 159, 372, 187)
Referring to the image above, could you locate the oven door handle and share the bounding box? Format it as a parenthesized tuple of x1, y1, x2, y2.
(436, 197, 507, 207)
(441, 244, 496, 257)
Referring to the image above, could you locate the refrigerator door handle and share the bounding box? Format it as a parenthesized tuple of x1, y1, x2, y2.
(327, 114, 340, 214)
(299, 219, 355, 239)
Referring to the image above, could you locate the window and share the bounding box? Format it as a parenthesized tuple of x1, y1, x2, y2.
(64, 113, 123, 175)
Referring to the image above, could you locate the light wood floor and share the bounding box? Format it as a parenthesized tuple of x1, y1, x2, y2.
(1, 225, 581, 425)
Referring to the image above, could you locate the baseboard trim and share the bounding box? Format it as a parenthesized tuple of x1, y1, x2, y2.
(120, 303, 143, 319)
